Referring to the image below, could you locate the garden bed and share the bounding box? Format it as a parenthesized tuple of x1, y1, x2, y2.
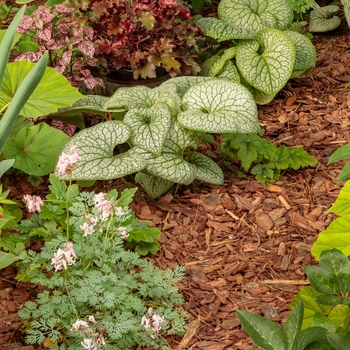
(1, 6, 350, 350)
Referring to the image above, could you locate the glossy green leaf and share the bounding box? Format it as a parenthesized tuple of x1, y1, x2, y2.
(326, 333, 350, 350)
(328, 143, 350, 164)
(56, 121, 151, 181)
(0, 61, 83, 118)
(123, 102, 172, 155)
(0, 159, 14, 178)
(188, 152, 224, 185)
(338, 162, 350, 182)
(196, 17, 256, 41)
(311, 215, 350, 260)
(291, 287, 332, 329)
(328, 305, 350, 328)
(312, 312, 336, 333)
(237, 309, 287, 350)
(308, 5, 341, 32)
(283, 301, 304, 350)
(292, 327, 327, 350)
(179, 79, 261, 134)
(236, 28, 295, 95)
(328, 180, 350, 216)
(284, 31, 317, 75)
(3, 123, 70, 176)
(135, 172, 174, 200)
(218, 0, 293, 33)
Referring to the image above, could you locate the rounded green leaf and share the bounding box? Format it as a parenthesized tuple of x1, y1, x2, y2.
(0, 61, 83, 118)
(189, 152, 224, 185)
(57, 121, 151, 181)
(135, 172, 174, 200)
(308, 6, 341, 33)
(178, 79, 261, 134)
(201, 47, 237, 77)
(4, 123, 70, 176)
(284, 30, 316, 73)
(217, 61, 241, 83)
(218, 0, 293, 32)
(196, 17, 256, 41)
(123, 102, 172, 155)
(236, 28, 295, 95)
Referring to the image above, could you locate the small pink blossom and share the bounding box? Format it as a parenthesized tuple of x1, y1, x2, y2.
(81, 338, 94, 350)
(23, 194, 44, 213)
(117, 226, 128, 239)
(56, 146, 82, 175)
(51, 242, 77, 272)
(54, 4, 75, 14)
(71, 319, 90, 336)
(94, 193, 112, 221)
(141, 309, 165, 334)
(81, 222, 94, 237)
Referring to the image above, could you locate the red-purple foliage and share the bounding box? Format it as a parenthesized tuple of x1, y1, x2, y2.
(86, 0, 201, 79)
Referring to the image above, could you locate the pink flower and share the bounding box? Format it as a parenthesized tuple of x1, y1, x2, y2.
(71, 319, 90, 336)
(141, 309, 165, 334)
(23, 194, 44, 213)
(141, 315, 151, 330)
(152, 314, 165, 333)
(117, 226, 128, 239)
(80, 222, 94, 237)
(81, 338, 94, 350)
(56, 146, 82, 175)
(51, 242, 77, 272)
(94, 193, 112, 221)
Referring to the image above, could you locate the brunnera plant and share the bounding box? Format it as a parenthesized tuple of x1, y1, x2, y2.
(53, 76, 262, 199)
(84, 0, 201, 79)
(196, 0, 317, 104)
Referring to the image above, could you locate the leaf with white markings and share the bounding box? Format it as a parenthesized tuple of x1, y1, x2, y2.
(178, 79, 261, 134)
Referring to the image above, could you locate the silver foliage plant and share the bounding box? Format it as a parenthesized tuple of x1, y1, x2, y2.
(54, 76, 262, 199)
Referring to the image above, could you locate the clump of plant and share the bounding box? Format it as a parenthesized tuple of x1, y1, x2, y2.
(84, 0, 201, 79)
(15, 156, 186, 348)
(196, 0, 317, 104)
(14, 4, 104, 91)
(220, 133, 317, 185)
(53, 76, 262, 199)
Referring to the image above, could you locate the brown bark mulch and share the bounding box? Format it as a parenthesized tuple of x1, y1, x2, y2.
(1, 18, 350, 350)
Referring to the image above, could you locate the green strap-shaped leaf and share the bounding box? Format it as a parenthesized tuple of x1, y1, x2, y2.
(284, 31, 316, 73)
(57, 121, 151, 181)
(160, 76, 214, 98)
(343, 0, 350, 28)
(293, 327, 327, 350)
(329, 180, 350, 216)
(196, 17, 256, 41)
(308, 5, 341, 32)
(103, 83, 178, 110)
(237, 309, 287, 350)
(201, 47, 237, 77)
(283, 301, 304, 350)
(236, 28, 295, 95)
(328, 143, 350, 164)
(338, 161, 350, 182)
(218, 0, 293, 33)
(123, 102, 172, 155)
(188, 152, 224, 185)
(0, 60, 83, 118)
(135, 172, 174, 200)
(0, 159, 15, 178)
(311, 215, 350, 260)
(178, 79, 261, 134)
(3, 123, 70, 176)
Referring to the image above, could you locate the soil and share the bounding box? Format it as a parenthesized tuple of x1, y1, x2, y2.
(1, 3, 350, 350)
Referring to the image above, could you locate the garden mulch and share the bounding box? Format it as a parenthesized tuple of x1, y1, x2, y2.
(1, 14, 350, 350)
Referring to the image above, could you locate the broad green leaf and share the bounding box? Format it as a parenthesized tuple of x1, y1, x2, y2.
(217, 61, 241, 83)
(271, 145, 290, 170)
(0, 61, 83, 118)
(188, 152, 224, 185)
(117, 188, 138, 208)
(237, 310, 287, 350)
(251, 163, 276, 183)
(291, 287, 332, 329)
(304, 265, 340, 295)
(329, 180, 350, 216)
(123, 102, 172, 155)
(134, 241, 160, 256)
(17, 40, 38, 52)
(312, 312, 336, 333)
(236, 28, 295, 95)
(328, 305, 350, 328)
(0, 251, 23, 269)
(283, 301, 304, 350)
(328, 143, 350, 164)
(218, 0, 293, 33)
(48, 174, 68, 201)
(288, 147, 318, 170)
(251, 88, 275, 105)
(314, 295, 347, 306)
(201, 47, 237, 77)
(308, 6, 341, 32)
(284, 31, 316, 74)
(160, 76, 214, 98)
(4, 123, 70, 176)
(57, 121, 152, 181)
(179, 79, 261, 134)
(311, 215, 350, 260)
(104, 83, 178, 111)
(293, 327, 327, 350)
(326, 333, 350, 349)
(338, 161, 350, 182)
(196, 17, 256, 41)
(135, 172, 174, 200)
